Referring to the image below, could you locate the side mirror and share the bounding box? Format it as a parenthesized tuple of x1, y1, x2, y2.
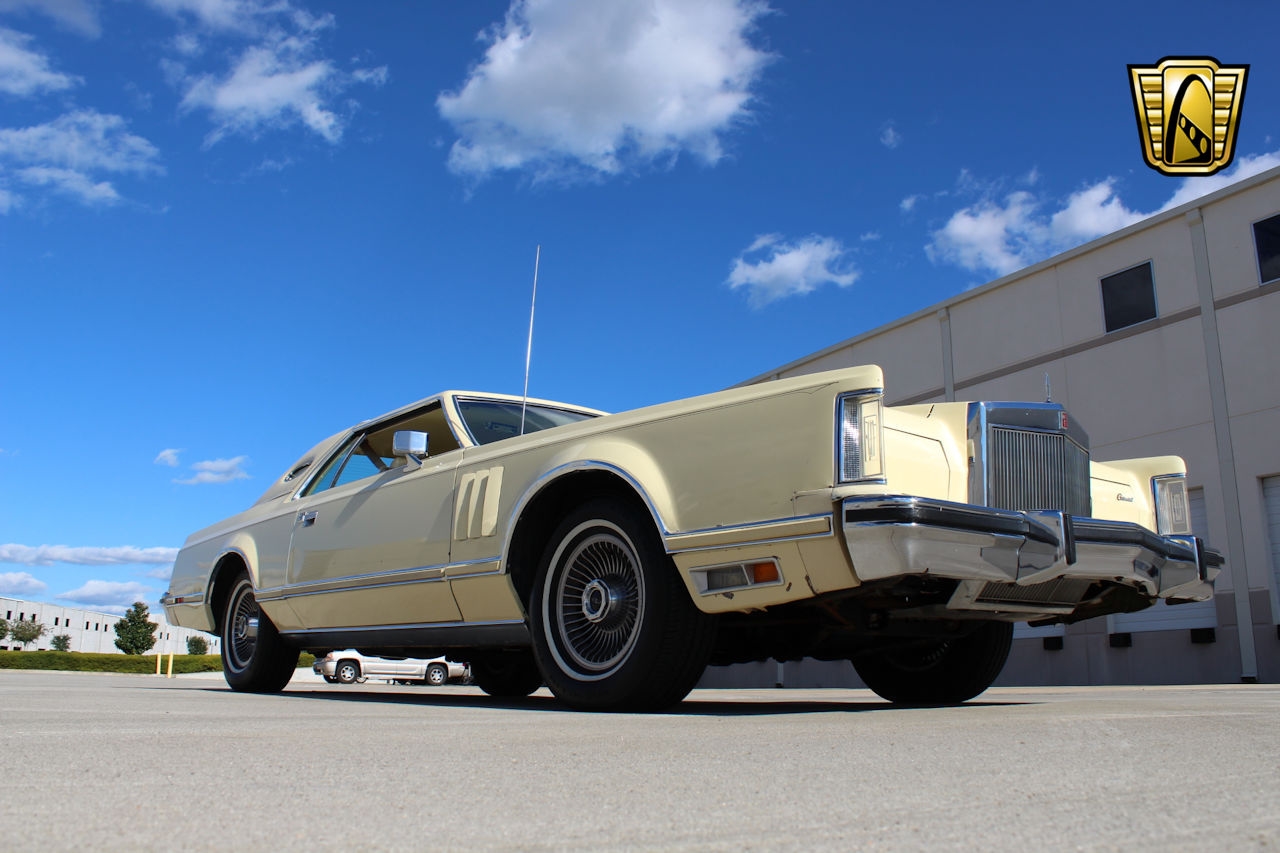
(393, 430, 429, 470)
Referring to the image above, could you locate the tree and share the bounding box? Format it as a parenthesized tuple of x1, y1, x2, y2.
(0, 617, 8, 645)
(10, 619, 48, 650)
(114, 602, 158, 655)
(186, 635, 209, 656)
(51, 634, 72, 652)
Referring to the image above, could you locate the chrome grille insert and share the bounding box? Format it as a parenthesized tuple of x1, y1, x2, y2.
(989, 427, 1091, 517)
(969, 402, 1093, 518)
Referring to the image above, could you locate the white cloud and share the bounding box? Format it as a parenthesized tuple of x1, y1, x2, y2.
(0, 0, 101, 38)
(352, 65, 388, 86)
(143, 0, 317, 36)
(176, 455, 250, 485)
(927, 190, 1041, 276)
(1158, 151, 1280, 212)
(0, 110, 162, 174)
(0, 111, 160, 210)
(154, 448, 182, 467)
(879, 123, 901, 149)
(0, 26, 81, 96)
(437, 0, 773, 181)
(927, 179, 1144, 276)
(16, 165, 119, 204)
(57, 580, 155, 613)
(0, 544, 179, 566)
(151, 1, 381, 146)
(1049, 179, 1143, 243)
(926, 153, 1280, 278)
(0, 571, 47, 596)
(182, 45, 341, 144)
(728, 234, 857, 308)
(900, 194, 919, 213)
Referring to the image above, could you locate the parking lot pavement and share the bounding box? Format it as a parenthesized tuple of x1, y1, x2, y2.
(1, 671, 1278, 851)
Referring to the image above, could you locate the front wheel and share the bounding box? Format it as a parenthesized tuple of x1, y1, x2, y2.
(220, 571, 299, 693)
(335, 660, 361, 684)
(851, 621, 1013, 705)
(425, 663, 449, 687)
(530, 497, 716, 712)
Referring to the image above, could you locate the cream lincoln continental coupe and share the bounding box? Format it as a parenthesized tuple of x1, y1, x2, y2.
(162, 365, 1219, 712)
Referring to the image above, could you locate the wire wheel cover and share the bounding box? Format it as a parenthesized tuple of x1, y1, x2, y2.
(227, 583, 260, 672)
(553, 530, 645, 675)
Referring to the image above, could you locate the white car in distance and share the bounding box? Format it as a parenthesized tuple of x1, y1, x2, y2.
(313, 650, 468, 686)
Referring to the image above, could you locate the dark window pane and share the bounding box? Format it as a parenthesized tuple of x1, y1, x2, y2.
(1254, 214, 1280, 285)
(1101, 262, 1157, 333)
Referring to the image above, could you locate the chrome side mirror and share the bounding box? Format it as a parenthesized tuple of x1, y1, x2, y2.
(393, 430, 429, 470)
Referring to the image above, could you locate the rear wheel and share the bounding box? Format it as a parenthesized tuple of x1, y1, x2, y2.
(851, 621, 1013, 705)
(530, 497, 716, 712)
(220, 572, 299, 693)
(425, 663, 449, 686)
(471, 651, 542, 697)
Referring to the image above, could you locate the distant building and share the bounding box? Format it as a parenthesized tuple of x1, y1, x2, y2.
(0, 596, 219, 656)
(729, 164, 1280, 687)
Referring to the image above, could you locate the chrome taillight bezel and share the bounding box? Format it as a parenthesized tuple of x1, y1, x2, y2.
(836, 391, 885, 485)
(1152, 473, 1192, 535)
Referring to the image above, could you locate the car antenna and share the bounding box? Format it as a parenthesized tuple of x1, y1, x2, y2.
(520, 244, 541, 435)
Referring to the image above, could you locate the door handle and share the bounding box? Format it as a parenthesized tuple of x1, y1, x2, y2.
(300, 511, 318, 527)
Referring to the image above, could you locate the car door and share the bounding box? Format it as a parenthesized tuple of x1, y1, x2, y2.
(284, 404, 464, 629)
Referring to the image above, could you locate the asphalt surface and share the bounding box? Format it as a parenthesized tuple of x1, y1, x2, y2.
(1, 669, 1277, 852)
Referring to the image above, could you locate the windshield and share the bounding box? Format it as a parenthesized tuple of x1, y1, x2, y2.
(456, 399, 599, 446)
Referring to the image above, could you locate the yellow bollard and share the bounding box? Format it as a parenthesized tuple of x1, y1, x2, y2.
(167, 651, 174, 678)
(156, 652, 162, 676)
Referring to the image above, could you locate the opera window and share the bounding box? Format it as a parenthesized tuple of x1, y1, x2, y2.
(1101, 261, 1157, 333)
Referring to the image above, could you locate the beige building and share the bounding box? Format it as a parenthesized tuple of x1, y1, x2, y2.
(1, 595, 218, 657)
(736, 164, 1280, 687)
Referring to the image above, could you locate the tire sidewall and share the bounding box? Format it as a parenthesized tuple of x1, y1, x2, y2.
(219, 571, 299, 693)
(530, 499, 677, 709)
(854, 621, 1013, 704)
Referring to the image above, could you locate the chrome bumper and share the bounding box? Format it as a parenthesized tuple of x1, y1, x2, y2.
(842, 496, 1221, 609)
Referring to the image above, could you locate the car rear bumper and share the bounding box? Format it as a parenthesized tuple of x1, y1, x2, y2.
(842, 496, 1221, 612)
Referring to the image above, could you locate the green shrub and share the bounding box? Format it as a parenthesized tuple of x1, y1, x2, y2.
(186, 635, 209, 656)
(0, 651, 222, 674)
(0, 650, 316, 673)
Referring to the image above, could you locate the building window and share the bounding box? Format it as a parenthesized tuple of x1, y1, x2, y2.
(1101, 261, 1157, 332)
(1255, 213, 1280, 285)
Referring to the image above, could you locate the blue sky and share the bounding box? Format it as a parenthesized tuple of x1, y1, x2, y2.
(1, 0, 1277, 616)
